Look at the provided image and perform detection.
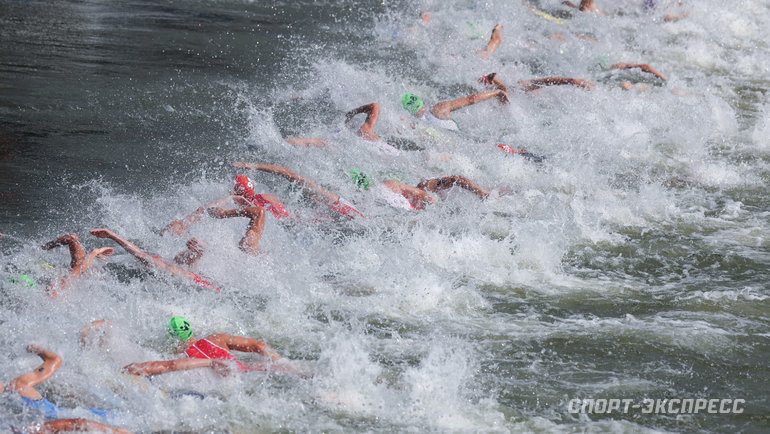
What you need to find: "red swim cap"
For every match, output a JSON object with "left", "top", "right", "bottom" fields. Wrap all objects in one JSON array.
[{"left": 234, "top": 175, "right": 256, "bottom": 197}]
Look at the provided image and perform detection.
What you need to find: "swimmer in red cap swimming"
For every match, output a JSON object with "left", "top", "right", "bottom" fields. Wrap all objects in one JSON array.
[
  {"left": 88, "top": 228, "right": 225, "bottom": 292},
  {"left": 41, "top": 233, "right": 115, "bottom": 297},
  {"left": 231, "top": 162, "right": 364, "bottom": 219}
]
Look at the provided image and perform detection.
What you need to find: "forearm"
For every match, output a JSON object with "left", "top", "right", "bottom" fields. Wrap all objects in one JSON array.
[{"left": 122, "top": 358, "right": 213, "bottom": 376}]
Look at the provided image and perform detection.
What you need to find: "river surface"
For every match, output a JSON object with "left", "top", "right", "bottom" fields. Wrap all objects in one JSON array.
[{"left": 1, "top": 0, "right": 768, "bottom": 432}]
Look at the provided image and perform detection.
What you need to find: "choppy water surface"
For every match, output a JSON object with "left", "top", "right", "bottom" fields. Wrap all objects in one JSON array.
[{"left": 1, "top": 0, "right": 768, "bottom": 432}]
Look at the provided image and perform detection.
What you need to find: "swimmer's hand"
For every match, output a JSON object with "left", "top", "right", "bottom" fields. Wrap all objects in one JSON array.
[
  {"left": 161, "top": 219, "right": 189, "bottom": 237},
  {"left": 27, "top": 344, "right": 44, "bottom": 355},
  {"left": 92, "top": 247, "right": 115, "bottom": 262},
  {"left": 210, "top": 360, "right": 232, "bottom": 377}
]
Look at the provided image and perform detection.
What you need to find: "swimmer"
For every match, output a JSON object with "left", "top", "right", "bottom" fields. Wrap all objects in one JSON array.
[
  {"left": 401, "top": 81, "right": 509, "bottom": 131},
  {"left": 563, "top": 0, "right": 603, "bottom": 15},
  {"left": 477, "top": 24, "right": 503, "bottom": 59},
  {"left": 89, "top": 228, "right": 224, "bottom": 292},
  {"left": 351, "top": 170, "right": 494, "bottom": 210},
  {"left": 0, "top": 345, "right": 129, "bottom": 432},
  {"left": 41, "top": 233, "right": 114, "bottom": 297},
  {"left": 162, "top": 178, "right": 291, "bottom": 240},
  {"left": 232, "top": 162, "right": 364, "bottom": 219},
  {"left": 162, "top": 316, "right": 301, "bottom": 375}
]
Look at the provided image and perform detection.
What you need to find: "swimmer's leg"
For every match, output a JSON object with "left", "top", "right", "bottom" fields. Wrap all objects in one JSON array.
[{"left": 42, "top": 233, "right": 86, "bottom": 269}]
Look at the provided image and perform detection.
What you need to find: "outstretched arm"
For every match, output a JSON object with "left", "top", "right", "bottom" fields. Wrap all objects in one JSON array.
[
  {"left": 161, "top": 196, "right": 247, "bottom": 236},
  {"left": 610, "top": 63, "right": 667, "bottom": 80},
  {"left": 89, "top": 228, "right": 155, "bottom": 268},
  {"left": 431, "top": 88, "right": 508, "bottom": 119},
  {"left": 345, "top": 103, "right": 381, "bottom": 142},
  {"left": 32, "top": 418, "right": 133, "bottom": 434},
  {"left": 46, "top": 247, "right": 114, "bottom": 297},
  {"left": 122, "top": 358, "right": 229, "bottom": 377},
  {"left": 284, "top": 137, "right": 330, "bottom": 148},
  {"left": 10, "top": 345, "right": 63, "bottom": 400},
  {"left": 477, "top": 24, "right": 503, "bottom": 59},
  {"left": 217, "top": 334, "right": 281, "bottom": 362},
  {"left": 231, "top": 162, "right": 340, "bottom": 205},
  {"left": 417, "top": 176, "right": 490, "bottom": 199},
  {"left": 207, "top": 206, "right": 266, "bottom": 255},
  {"left": 42, "top": 233, "right": 86, "bottom": 269},
  {"left": 518, "top": 77, "right": 595, "bottom": 92}
]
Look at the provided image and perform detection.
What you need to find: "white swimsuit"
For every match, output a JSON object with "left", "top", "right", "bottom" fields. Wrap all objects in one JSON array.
[
  {"left": 372, "top": 185, "right": 415, "bottom": 210},
  {"left": 419, "top": 111, "right": 459, "bottom": 131}
]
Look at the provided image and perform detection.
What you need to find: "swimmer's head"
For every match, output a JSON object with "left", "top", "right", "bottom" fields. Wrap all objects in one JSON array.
[
  {"left": 234, "top": 175, "right": 255, "bottom": 197},
  {"left": 168, "top": 316, "right": 193, "bottom": 341},
  {"left": 350, "top": 170, "right": 371, "bottom": 190},
  {"left": 402, "top": 94, "right": 424, "bottom": 115}
]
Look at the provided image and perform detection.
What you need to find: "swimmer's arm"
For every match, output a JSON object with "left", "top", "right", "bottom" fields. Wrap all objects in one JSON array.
[
  {"left": 610, "top": 63, "right": 667, "bottom": 80},
  {"left": 10, "top": 345, "right": 63, "bottom": 395},
  {"left": 345, "top": 103, "right": 381, "bottom": 142},
  {"left": 518, "top": 77, "right": 595, "bottom": 92},
  {"left": 161, "top": 196, "right": 244, "bottom": 236},
  {"left": 284, "top": 137, "right": 330, "bottom": 148},
  {"left": 418, "top": 176, "right": 490, "bottom": 199},
  {"left": 223, "top": 335, "right": 281, "bottom": 362},
  {"left": 121, "top": 358, "right": 219, "bottom": 377},
  {"left": 34, "top": 418, "right": 134, "bottom": 434}
]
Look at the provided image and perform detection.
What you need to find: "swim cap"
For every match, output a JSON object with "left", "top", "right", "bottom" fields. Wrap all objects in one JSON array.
[
  {"left": 234, "top": 175, "right": 255, "bottom": 197},
  {"left": 402, "top": 94, "right": 424, "bottom": 115},
  {"left": 168, "top": 316, "right": 193, "bottom": 341},
  {"left": 350, "top": 170, "right": 371, "bottom": 190}
]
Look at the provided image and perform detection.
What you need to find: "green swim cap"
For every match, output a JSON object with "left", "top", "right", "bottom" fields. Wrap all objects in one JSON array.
[
  {"left": 402, "top": 94, "right": 424, "bottom": 115},
  {"left": 168, "top": 316, "right": 193, "bottom": 341},
  {"left": 350, "top": 170, "right": 371, "bottom": 190},
  {"left": 9, "top": 274, "right": 35, "bottom": 288}
]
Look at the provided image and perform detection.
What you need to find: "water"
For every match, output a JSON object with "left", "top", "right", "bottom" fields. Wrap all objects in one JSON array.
[{"left": 1, "top": 0, "right": 768, "bottom": 432}]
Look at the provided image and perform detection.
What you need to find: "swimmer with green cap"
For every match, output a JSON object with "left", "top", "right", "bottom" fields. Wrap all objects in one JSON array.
[{"left": 401, "top": 76, "right": 509, "bottom": 131}]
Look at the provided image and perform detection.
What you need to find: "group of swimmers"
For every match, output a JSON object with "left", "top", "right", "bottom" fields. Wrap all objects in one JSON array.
[{"left": 1, "top": 2, "right": 690, "bottom": 431}]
